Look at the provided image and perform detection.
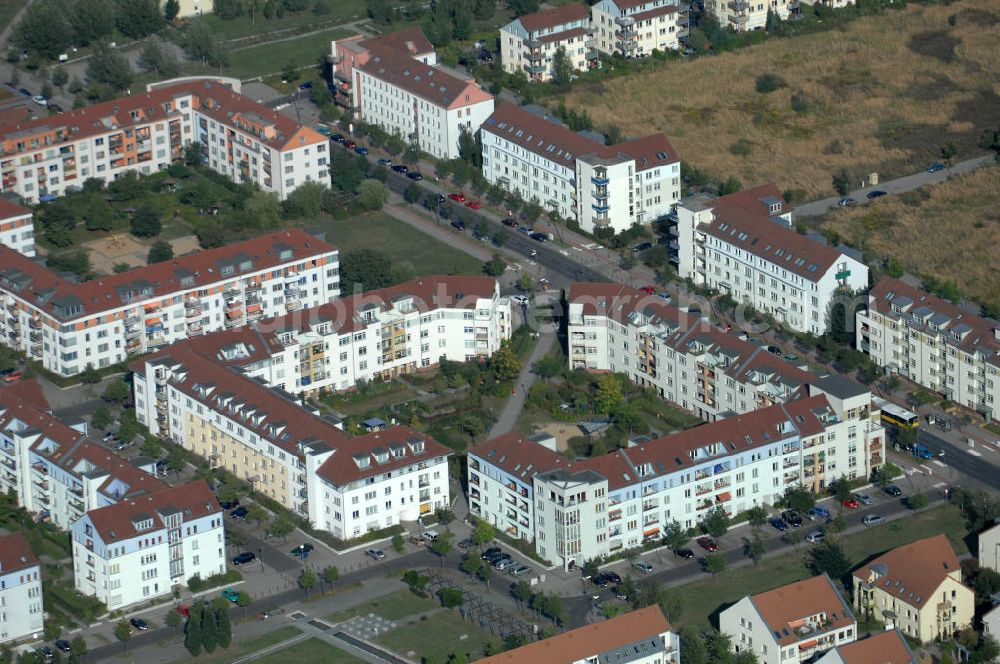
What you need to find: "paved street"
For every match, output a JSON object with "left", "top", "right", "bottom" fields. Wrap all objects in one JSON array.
[{"left": 492, "top": 332, "right": 557, "bottom": 435}]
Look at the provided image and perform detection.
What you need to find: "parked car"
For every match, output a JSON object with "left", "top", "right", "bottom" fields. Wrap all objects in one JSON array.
[
  {"left": 517, "top": 225, "right": 533, "bottom": 235},
  {"left": 529, "top": 232, "right": 547, "bottom": 242},
  {"left": 639, "top": 286, "right": 657, "bottom": 294},
  {"left": 862, "top": 514, "right": 885, "bottom": 527},
  {"left": 3, "top": 371, "right": 23, "bottom": 383},
  {"left": 331, "top": 133, "right": 346, "bottom": 143},
  {"left": 406, "top": 171, "right": 423, "bottom": 180},
  {"left": 867, "top": 190, "right": 888, "bottom": 200},
  {"left": 344, "top": 140, "right": 356, "bottom": 150},
  {"left": 510, "top": 295, "right": 529, "bottom": 305},
  {"left": 221, "top": 588, "right": 241, "bottom": 603},
  {"left": 836, "top": 197, "right": 857, "bottom": 207},
  {"left": 509, "top": 564, "right": 531, "bottom": 576},
  {"left": 501, "top": 217, "right": 518, "bottom": 227},
  {"left": 927, "top": 162, "right": 946, "bottom": 173},
  {"left": 230, "top": 506, "right": 248, "bottom": 519},
  {"left": 770, "top": 516, "right": 789, "bottom": 532},
  {"left": 297, "top": 81, "right": 313, "bottom": 90},
  {"left": 781, "top": 510, "right": 803, "bottom": 527},
  {"left": 366, "top": 548, "right": 385, "bottom": 560},
  {"left": 218, "top": 498, "right": 239, "bottom": 510},
  {"left": 316, "top": 126, "right": 332, "bottom": 136},
  {"left": 481, "top": 547, "right": 502, "bottom": 561},
  {"left": 291, "top": 544, "right": 310, "bottom": 558},
  {"left": 807, "top": 505, "right": 830, "bottom": 520},
  {"left": 451, "top": 219, "right": 466, "bottom": 231},
  {"left": 130, "top": 618, "right": 149, "bottom": 631},
  {"left": 377, "top": 158, "right": 392, "bottom": 167},
  {"left": 354, "top": 146, "right": 369, "bottom": 155},
  {"left": 853, "top": 492, "right": 874, "bottom": 506},
  {"left": 448, "top": 192, "right": 467, "bottom": 203},
  {"left": 47, "top": 103, "right": 62, "bottom": 114},
  {"left": 36, "top": 647, "right": 54, "bottom": 661},
  {"left": 409, "top": 536, "right": 426, "bottom": 547},
  {"left": 457, "top": 537, "right": 475, "bottom": 549},
  {"left": 31, "top": 95, "right": 47, "bottom": 106},
  {"left": 657, "top": 292, "right": 672, "bottom": 302},
  {"left": 477, "top": 51, "right": 493, "bottom": 63},
  {"left": 494, "top": 555, "right": 514, "bottom": 570},
  {"left": 232, "top": 551, "right": 256, "bottom": 565},
  {"left": 633, "top": 242, "right": 653, "bottom": 253},
  {"left": 696, "top": 536, "right": 718, "bottom": 552},
  {"left": 841, "top": 498, "right": 860, "bottom": 509},
  {"left": 805, "top": 530, "right": 825, "bottom": 543},
  {"left": 465, "top": 199, "right": 483, "bottom": 210},
  {"left": 674, "top": 548, "right": 695, "bottom": 559},
  {"left": 422, "top": 530, "right": 440, "bottom": 542},
  {"left": 54, "top": 640, "right": 71, "bottom": 653},
  {"left": 883, "top": 485, "right": 903, "bottom": 497},
  {"left": 631, "top": 560, "right": 653, "bottom": 574},
  {"left": 391, "top": 164, "right": 409, "bottom": 173}
]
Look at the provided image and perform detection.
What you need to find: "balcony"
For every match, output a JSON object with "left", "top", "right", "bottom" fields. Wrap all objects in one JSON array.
[{"left": 591, "top": 175, "right": 609, "bottom": 186}]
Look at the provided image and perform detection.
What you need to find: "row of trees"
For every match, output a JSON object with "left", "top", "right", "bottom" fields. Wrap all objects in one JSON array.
[
  {"left": 214, "top": 0, "right": 324, "bottom": 21},
  {"left": 183, "top": 600, "right": 233, "bottom": 656},
  {"left": 14, "top": 0, "right": 164, "bottom": 60}
]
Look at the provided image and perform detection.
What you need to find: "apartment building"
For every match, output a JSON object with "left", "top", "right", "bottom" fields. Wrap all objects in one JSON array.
[
  {"left": 798, "top": 0, "right": 855, "bottom": 9},
  {"left": 164, "top": 0, "right": 209, "bottom": 17},
  {"left": 330, "top": 28, "right": 437, "bottom": 111},
  {"left": 721, "top": 574, "right": 857, "bottom": 664},
  {"left": 481, "top": 103, "right": 680, "bottom": 233},
  {"left": 591, "top": 0, "right": 689, "bottom": 57},
  {"left": 70, "top": 480, "right": 225, "bottom": 611},
  {"left": 674, "top": 184, "right": 869, "bottom": 335},
  {"left": 469, "top": 392, "right": 884, "bottom": 567},
  {"left": 852, "top": 534, "right": 974, "bottom": 643},
  {"left": 0, "top": 80, "right": 328, "bottom": 203},
  {"left": 815, "top": 631, "right": 916, "bottom": 664},
  {"left": 704, "top": 0, "right": 792, "bottom": 32},
  {"left": 0, "top": 197, "right": 33, "bottom": 256},
  {"left": 0, "top": 380, "right": 168, "bottom": 529},
  {"left": 478, "top": 605, "right": 679, "bottom": 664},
  {"left": 0, "top": 533, "right": 43, "bottom": 645},
  {"left": 348, "top": 45, "right": 494, "bottom": 160},
  {"left": 132, "top": 346, "right": 452, "bottom": 535},
  {"left": 0, "top": 229, "right": 339, "bottom": 377},
  {"left": 500, "top": 5, "right": 600, "bottom": 83},
  {"left": 568, "top": 282, "right": 815, "bottom": 421},
  {"left": 166, "top": 275, "right": 511, "bottom": 396},
  {"left": 979, "top": 519, "right": 1000, "bottom": 572},
  {"left": 856, "top": 277, "right": 1000, "bottom": 422}
]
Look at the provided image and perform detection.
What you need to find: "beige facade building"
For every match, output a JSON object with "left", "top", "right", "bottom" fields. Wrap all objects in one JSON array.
[
  {"left": 704, "top": 0, "right": 792, "bottom": 32},
  {"left": 500, "top": 5, "right": 600, "bottom": 83},
  {"left": 591, "top": 0, "right": 689, "bottom": 57}
]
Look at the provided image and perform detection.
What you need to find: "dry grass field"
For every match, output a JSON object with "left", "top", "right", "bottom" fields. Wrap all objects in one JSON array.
[
  {"left": 816, "top": 167, "right": 1000, "bottom": 311},
  {"left": 561, "top": 1, "right": 1000, "bottom": 197}
]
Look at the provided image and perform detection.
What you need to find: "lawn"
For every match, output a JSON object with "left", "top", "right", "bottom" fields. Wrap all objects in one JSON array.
[
  {"left": 376, "top": 609, "right": 497, "bottom": 663},
  {"left": 673, "top": 503, "right": 969, "bottom": 631},
  {"left": 170, "top": 626, "right": 302, "bottom": 664},
  {"left": 560, "top": 0, "right": 1000, "bottom": 198},
  {"left": 812, "top": 167, "right": 1000, "bottom": 314},
  {"left": 255, "top": 638, "right": 366, "bottom": 664},
  {"left": 196, "top": 4, "right": 367, "bottom": 42},
  {"left": 325, "top": 588, "right": 438, "bottom": 623},
  {"left": 182, "top": 28, "right": 352, "bottom": 80},
  {"left": 308, "top": 211, "right": 485, "bottom": 277},
  {"left": 0, "top": 0, "right": 28, "bottom": 39}
]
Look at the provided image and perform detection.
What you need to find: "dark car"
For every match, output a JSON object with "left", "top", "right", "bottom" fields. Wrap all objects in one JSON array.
[
  {"left": 884, "top": 485, "right": 903, "bottom": 497},
  {"left": 766, "top": 345, "right": 781, "bottom": 355},
  {"left": 36, "top": 647, "right": 53, "bottom": 661},
  {"left": 406, "top": 171, "right": 423, "bottom": 180},
  {"left": 291, "top": 544, "right": 311, "bottom": 558},
  {"left": 231, "top": 551, "right": 256, "bottom": 565},
  {"left": 493, "top": 554, "right": 513, "bottom": 569},
  {"left": 377, "top": 158, "right": 392, "bottom": 167},
  {"left": 55, "top": 640, "right": 71, "bottom": 653},
  {"left": 354, "top": 146, "right": 369, "bottom": 155},
  {"left": 529, "top": 232, "right": 547, "bottom": 242},
  {"left": 781, "top": 510, "right": 803, "bottom": 527},
  {"left": 674, "top": 548, "right": 695, "bottom": 559},
  {"left": 218, "top": 498, "right": 239, "bottom": 510},
  {"left": 633, "top": 242, "right": 653, "bottom": 253},
  {"left": 391, "top": 164, "right": 409, "bottom": 173},
  {"left": 18, "top": 88, "right": 32, "bottom": 98},
  {"left": 298, "top": 81, "right": 313, "bottom": 90},
  {"left": 230, "top": 506, "right": 248, "bottom": 519},
  {"left": 47, "top": 103, "right": 63, "bottom": 114},
  {"left": 593, "top": 572, "right": 616, "bottom": 587},
  {"left": 331, "top": 133, "right": 346, "bottom": 143},
  {"left": 770, "top": 517, "right": 789, "bottom": 532},
  {"left": 867, "top": 190, "right": 888, "bottom": 200},
  {"left": 481, "top": 547, "right": 502, "bottom": 562},
  {"left": 602, "top": 571, "right": 621, "bottom": 584},
  {"left": 696, "top": 536, "right": 718, "bottom": 552},
  {"left": 502, "top": 217, "right": 518, "bottom": 227},
  {"left": 451, "top": 219, "right": 467, "bottom": 231},
  {"left": 927, "top": 162, "right": 946, "bottom": 173},
  {"left": 130, "top": 618, "right": 149, "bottom": 631},
  {"left": 518, "top": 225, "right": 533, "bottom": 235},
  {"left": 478, "top": 51, "right": 493, "bottom": 62}
]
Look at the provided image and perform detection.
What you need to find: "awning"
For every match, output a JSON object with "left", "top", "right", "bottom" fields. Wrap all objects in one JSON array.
[
  {"left": 143, "top": 303, "right": 160, "bottom": 312},
  {"left": 145, "top": 317, "right": 161, "bottom": 325},
  {"left": 799, "top": 640, "right": 818, "bottom": 650},
  {"left": 643, "top": 527, "right": 660, "bottom": 537},
  {"left": 225, "top": 310, "right": 241, "bottom": 319},
  {"left": 246, "top": 303, "right": 262, "bottom": 313},
  {"left": 716, "top": 491, "right": 732, "bottom": 502}
]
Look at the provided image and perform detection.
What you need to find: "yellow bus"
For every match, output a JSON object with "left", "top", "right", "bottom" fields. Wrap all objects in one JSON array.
[{"left": 880, "top": 402, "right": 920, "bottom": 430}]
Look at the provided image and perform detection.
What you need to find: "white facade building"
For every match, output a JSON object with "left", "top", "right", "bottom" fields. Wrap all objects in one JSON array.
[
  {"left": 856, "top": 277, "right": 1000, "bottom": 423},
  {"left": 145, "top": 275, "right": 511, "bottom": 396},
  {"left": 71, "top": 480, "right": 225, "bottom": 611},
  {"left": 481, "top": 103, "right": 680, "bottom": 233},
  {"left": 0, "top": 533, "right": 43, "bottom": 645},
  {"left": 352, "top": 48, "right": 495, "bottom": 160},
  {"left": 814, "top": 631, "right": 916, "bottom": 664},
  {"left": 0, "top": 198, "right": 34, "bottom": 257},
  {"left": 500, "top": 4, "right": 600, "bottom": 83},
  {"left": 0, "top": 380, "right": 169, "bottom": 529},
  {"left": 674, "top": 184, "right": 869, "bottom": 335},
  {"left": 720, "top": 574, "right": 857, "bottom": 664},
  {"left": 0, "top": 80, "right": 328, "bottom": 203},
  {"left": 704, "top": 0, "right": 792, "bottom": 32},
  {"left": 591, "top": 0, "right": 689, "bottom": 57},
  {"left": 469, "top": 390, "right": 884, "bottom": 567},
  {"left": 0, "top": 229, "right": 339, "bottom": 377}
]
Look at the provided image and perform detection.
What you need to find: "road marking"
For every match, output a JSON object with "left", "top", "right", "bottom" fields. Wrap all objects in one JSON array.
[
  {"left": 919, "top": 464, "right": 933, "bottom": 474},
  {"left": 572, "top": 246, "right": 582, "bottom": 251},
  {"left": 967, "top": 449, "right": 983, "bottom": 457},
  {"left": 932, "top": 459, "right": 946, "bottom": 467},
  {"left": 933, "top": 482, "right": 947, "bottom": 488}
]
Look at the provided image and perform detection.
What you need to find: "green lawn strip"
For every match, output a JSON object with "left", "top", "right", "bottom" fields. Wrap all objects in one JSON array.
[
  {"left": 984, "top": 423, "right": 1000, "bottom": 437},
  {"left": 325, "top": 588, "right": 437, "bottom": 623},
  {"left": 170, "top": 625, "right": 302, "bottom": 664},
  {"left": 197, "top": 4, "right": 365, "bottom": 42},
  {"left": 673, "top": 504, "right": 968, "bottom": 631},
  {"left": 306, "top": 212, "right": 484, "bottom": 277},
  {"left": 255, "top": 637, "right": 367, "bottom": 664},
  {"left": 0, "top": 0, "right": 28, "bottom": 37},
  {"left": 182, "top": 28, "right": 352, "bottom": 80},
  {"left": 375, "top": 609, "right": 496, "bottom": 663}
]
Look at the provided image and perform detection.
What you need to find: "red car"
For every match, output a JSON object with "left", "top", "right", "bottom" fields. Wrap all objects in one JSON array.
[
  {"left": 842, "top": 498, "right": 860, "bottom": 509},
  {"left": 175, "top": 604, "right": 191, "bottom": 617},
  {"left": 2, "top": 371, "right": 22, "bottom": 383},
  {"left": 639, "top": 286, "right": 656, "bottom": 294},
  {"left": 696, "top": 536, "right": 718, "bottom": 552},
  {"left": 465, "top": 199, "right": 483, "bottom": 210},
  {"left": 344, "top": 141, "right": 356, "bottom": 150},
  {"left": 448, "top": 193, "right": 467, "bottom": 203}
]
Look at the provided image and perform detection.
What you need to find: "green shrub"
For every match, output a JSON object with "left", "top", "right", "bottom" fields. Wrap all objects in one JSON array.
[{"left": 755, "top": 73, "right": 787, "bottom": 93}]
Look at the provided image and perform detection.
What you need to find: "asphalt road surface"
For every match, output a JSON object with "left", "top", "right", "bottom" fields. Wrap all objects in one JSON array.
[{"left": 915, "top": 428, "right": 999, "bottom": 491}]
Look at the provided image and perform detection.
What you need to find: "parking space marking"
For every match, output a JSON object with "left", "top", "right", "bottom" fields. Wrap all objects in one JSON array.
[
  {"left": 932, "top": 459, "right": 947, "bottom": 467},
  {"left": 967, "top": 449, "right": 983, "bottom": 457}
]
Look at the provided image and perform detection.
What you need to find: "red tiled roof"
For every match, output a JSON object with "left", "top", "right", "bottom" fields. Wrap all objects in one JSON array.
[
  {"left": 852, "top": 534, "right": 966, "bottom": 609},
  {"left": 834, "top": 631, "right": 915, "bottom": 664},
  {"left": 361, "top": 27, "right": 435, "bottom": 57},
  {"left": 0, "top": 532, "right": 39, "bottom": 574},
  {"left": 359, "top": 48, "right": 490, "bottom": 109},
  {"left": 597, "top": 133, "right": 678, "bottom": 171},
  {"left": 613, "top": 0, "right": 664, "bottom": 11},
  {"left": 315, "top": 425, "right": 451, "bottom": 487},
  {"left": 478, "top": 605, "right": 671, "bottom": 664},
  {"left": 85, "top": 480, "right": 219, "bottom": 544},
  {"left": 469, "top": 432, "right": 570, "bottom": 480},
  {"left": 0, "top": 229, "right": 336, "bottom": 321},
  {"left": 632, "top": 3, "right": 680, "bottom": 21},
  {"left": 516, "top": 4, "right": 591, "bottom": 33},
  {"left": 538, "top": 26, "right": 589, "bottom": 44},
  {"left": 750, "top": 574, "right": 855, "bottom": 647},
  {"left": 0, "top": 196, "right": 31, "bottom": 220}
]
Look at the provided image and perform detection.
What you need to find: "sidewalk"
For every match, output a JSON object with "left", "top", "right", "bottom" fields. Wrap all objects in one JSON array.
[{"left": 492, "top": 332, "right": 556, "bottom": 436}]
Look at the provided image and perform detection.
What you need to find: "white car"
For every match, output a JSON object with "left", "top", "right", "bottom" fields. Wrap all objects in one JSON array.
[
  {"left": 510, "top": 295, "right": 529, "bottom": 306},
  {"left": 32, "top": 95, "right": 47, "bottom": 106},
  {"left": 421, "top": 530, "right": 439, "bottom": 542}
]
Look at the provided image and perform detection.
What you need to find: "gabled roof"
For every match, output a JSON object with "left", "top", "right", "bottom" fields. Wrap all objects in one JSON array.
[
  {"left": 748, "top": 574, "right": 855, "bottom": 647},
  {"left": 0, "top": 229, "right": 335, "bottom": 320},
  {"left": 360, "top": 27, "right": 435, "bottom": 57},
  {"left": 0, "top": 196, "right": 31, "bottom": 220},
  {"left": 829, "top": 631, "right": 916, "bottom": 664},
  {"left": 478, "top": 605, "right": 671, "bottom": 664},
  {"left": 0, "top": 532, "right": 39, "bottom": 574},
  {"left": 468, "top": 432, "right": 570, "bottom": 481},
  {"left": 515, "top": 4, "right": 591, "bottom": 33},
  {"left": 315, "top": 425, "right": 451, "bottom": 488},
  {"left": 85, "top": 480, "right": 219, "bottom": 544},
  {"left": 359, "top": 48, "right": 490, "bottom": 109},
  {"left": 853, "top": 534, "right": 966, "bottom": 609}
]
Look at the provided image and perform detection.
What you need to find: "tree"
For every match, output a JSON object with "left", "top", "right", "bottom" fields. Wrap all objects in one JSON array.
[
  {"left": 115, "top": 0, "right": 165, "bottom": 38},
  {"left": 744, "top": 532, "right": 765, "bottom": 565},
  {"left": 704, "top": 553, "right": 727, "bottom": 576},
  {"left": 164, "top": 0, "right": 181, "bottom": 20},
  {"left": 246, "top": 191, "right": 282, "bottom": 228},
  {"left": 165, "top": 608, "right": 182, "bottom": 631},
  {"left": 184, "top": 603, "right": 203, "bottom": 655},
  {"left": 147, "top": 240, "right": 174, "bottom": 264},
  {"left": 457, "top": 128, "right": 482, "bottom": 169},
  {"left": 747, "top": 506, "right": 768, "bottom": 531},
  {"left": 522, "top": 198, "right": 543, "bottom": 224},
  {"left": 403, "top": 182, "right": 422, "bottom": 204},
  {"left": 392, "top": 532, "right": 405, "bottom": 554},
  {"left": 832, "top": 169, "right": 852, "bottom": 197},
  {"left": 907, "top": 494, "right": 927, "bottom": 510},
  {"left": 636, "top": 583, "right": 683, "bottom": 623},
  {"left": 357, "top": 179, "right": 390, "bottom": 211},
  {"left": 299, "top": 567, "right": 318, "bottom": 599},
  {"left": 663, "top": 520, "right": 690, "bottom": 552},
  {"left": 283, "top": 181, "right": 325, "bottom": 218},
  {"left": 508, "top": 0, "right": 540, "bottom": 16},
  {"left": 91, "top": 404, "right": 113, "bottom": 431},
  {"left": 593, "top": 373, "right": 623, "bottom": 415},
  {"left": 167, "top": 447, "right": 187, "bottom": 474},
  {"left": 102, "top": 379, "right": 128, "bottom": 404},
  {"left": 182, "top": 20, "right": 229, "bottom": 67},
  {"left": 130, "top": 205, "right": 162, "bottom": 238},
  {"left": 215, "top": 606, "right": 232, "bottom": 649},
  {"left": 807, "top": 540, "right": 852, "bottom": 583},
  {"left": 330, "top": 149, "right": 367, "bottom": 192},
  {"left": 322, "top": 565, "right": 339, "bottom": 592},
  {"left": 474, "top": 519, "right": 495, "bottom": 547},
  {"left": 340, "top": 249, "right": 394, "bottom": 293},
  {"left": 246, "top": 504, "right": 268, "bottom": 525},
  {"left": 701, "top": 507, "right": 730, "bottom": 538},
  {"left": 141, "top": 437, "right": 162, "bottom": 458},
  {"left": 40, "top": 199, "right": 77, "bottom": 247},
  {"left": 200, "top": 601, "right": 218, "bottom": 653},
  {"left": 940, "top": 142, "right": 958, "bottom": 166},
  {"left": 781, "top": 486, "right": 815, "bottom": 513},
  {"left": 581, "top": 559, "right": 600, "bottom": 580},
  {"left": 138, "top": 36, "right": 180, "bottom": 77},
  {"left": 88, "top": 42, "right": 133, "bottom": 91},
  {"left": 268, "top": 518, "right": 295, "bottom": 540},
  {"left": 69, "top": 637, "right": 87, "bottom": 663},
  {"left": 13, "top": 0, "right": 74, "bottom": 60},
  {"left": 113, "top": 619, "right": 132, "bottom": 651},
  {"left": 490, "top": 344, "right": 521, "bottom": 383},
  {"left": 52, "top": 67, "right": 69, "bottom": 88},
  {"left": 719, "top": 176, "right": 743, "bottom": 196},
  {"left": 517, "top": 273, "right": 535, "bottom": 292},
  {"left": 437, "top": 587, "right": 464, "bottom": 609},
  {"left": 551, "top": 46, "right": 574, "bottom": 89},
  {"left": 830, "top": 477, "right": 852, "bottom": 502},
  {"left": 236, "top": 591, "right": 253, "bottom": 618}
]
